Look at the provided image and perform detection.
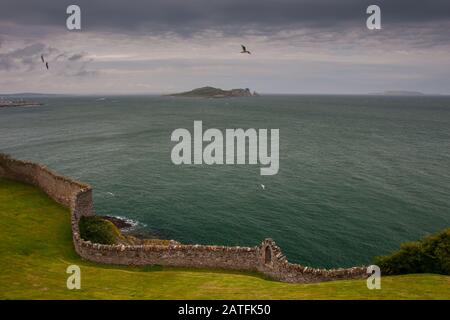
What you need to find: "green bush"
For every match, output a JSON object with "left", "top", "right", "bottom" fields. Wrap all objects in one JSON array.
[
  {"left": 374, "top": 228, "right": 450, "bottom": 275},
  {"left": 79, "top": 216, "right": 121, "bottom": 245}
]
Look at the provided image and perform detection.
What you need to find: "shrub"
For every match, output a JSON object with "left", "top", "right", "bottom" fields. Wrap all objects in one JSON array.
[
  {"left": 374, "top": 228, "right": 450, "bottom": 275},
  {"left": 79, "top": 216, "right": 121, "bottom": 245}
]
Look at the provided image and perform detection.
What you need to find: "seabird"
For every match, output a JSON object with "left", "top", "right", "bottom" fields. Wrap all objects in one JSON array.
[
  {"left": 41, "top": 54, "right": 45, "bottom": 63},
  {"left": 260, "top": 184, "right": 265, "bottom": 190},
  {"left": 241, "top": 45, "right": 251, "bottom": 54},
  {"left": 45, "top": 62, "right": 49, "bottom": 70}
]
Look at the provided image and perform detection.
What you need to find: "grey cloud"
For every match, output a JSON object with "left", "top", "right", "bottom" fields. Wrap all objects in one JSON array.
[
  {"left": 68, "top": 53, "right": 85, "bottom": 61},
  {"left": 69, "top": 58, "right": 98, "bottom": 77},
  {"left": 0, "top": 43, "right": 46, "bottom": 70},
  {"left": 0, "top": 42, "right": 95, "bottom": 77},
  {"left": 0, "top": 0, "right": 448, "bottom": 51},
  {"left": 72, "top": 69, "right": 98, "bottom": 77},
  {"left": 0, "top": 1, "right": 449, "bottom": 94},
  {"left": 1, "top": 0, "right": 449, "bottom": 36}
]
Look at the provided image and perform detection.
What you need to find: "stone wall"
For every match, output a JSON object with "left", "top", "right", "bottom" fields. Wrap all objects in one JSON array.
[
  {"left": 0, "top": 153, "right": 367, "bottom": 283},
  {"left": 0, "top": 154, "right": 93, "bottom": 211}
]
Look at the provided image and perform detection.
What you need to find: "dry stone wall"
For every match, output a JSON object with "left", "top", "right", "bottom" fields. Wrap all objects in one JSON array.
[{"left": 0, "top": 153, "right": 367, "bottom": 283}]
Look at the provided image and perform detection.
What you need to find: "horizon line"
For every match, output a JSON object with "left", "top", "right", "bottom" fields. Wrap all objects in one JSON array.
[{"left": 2, "top": 91, "right": 449, "bottom": 97}]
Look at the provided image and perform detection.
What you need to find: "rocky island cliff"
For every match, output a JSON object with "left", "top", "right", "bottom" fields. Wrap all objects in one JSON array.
[{"left": 167, "top": 86, "right": 259, "bottom": 98}]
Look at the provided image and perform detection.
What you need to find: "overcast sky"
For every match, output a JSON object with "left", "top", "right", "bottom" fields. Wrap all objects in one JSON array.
[{"left": 0, "top": 0, "right": 449, "bottom": 94}]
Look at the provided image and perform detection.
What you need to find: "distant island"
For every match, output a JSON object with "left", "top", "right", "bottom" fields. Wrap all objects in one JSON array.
[{"left": 167, "top": 86, "right": 259, "bottom": 98}]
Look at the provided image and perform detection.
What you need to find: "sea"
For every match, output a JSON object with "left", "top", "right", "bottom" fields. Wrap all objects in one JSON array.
[{"left": 1, "top": 94, "right": 449, "bottom": 268}]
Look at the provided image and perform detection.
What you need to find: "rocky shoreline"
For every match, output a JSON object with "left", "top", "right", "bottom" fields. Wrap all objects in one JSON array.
[
  {"left": 101, "top": 215, "right": 167, "bottom": 240},
  {"left": 102, "top": 215, "right": 135, "bottom": 229}
]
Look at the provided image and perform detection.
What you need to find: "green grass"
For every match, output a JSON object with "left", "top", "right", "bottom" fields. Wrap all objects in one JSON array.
[{"left": 0, "top": 177, "right": 449, "bottom": 300}]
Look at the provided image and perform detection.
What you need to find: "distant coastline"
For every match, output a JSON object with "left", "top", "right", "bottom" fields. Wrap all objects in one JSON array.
[
  {"left": 0, "top": 99, "right": 43, "bottom": 108},
  {"left": 2, "top": 91, "right": 449, "bottom": 97},
  {"left": 371, "top": 90, "right": 426, "bottom": 96}
]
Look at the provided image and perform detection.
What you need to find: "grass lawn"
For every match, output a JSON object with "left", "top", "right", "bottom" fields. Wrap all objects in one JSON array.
[{"left": 0, "top": 177, "right": 449, "bottom": 300}]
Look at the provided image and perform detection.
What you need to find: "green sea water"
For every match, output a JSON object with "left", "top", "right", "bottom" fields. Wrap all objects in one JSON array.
[{"left": 1, "top": 95, "right": 449, "bottom": 268}]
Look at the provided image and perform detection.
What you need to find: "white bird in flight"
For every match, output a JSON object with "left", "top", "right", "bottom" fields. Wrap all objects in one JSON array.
[
  {"left": 260, "top": 184, "right": 265, "bottom": 190},
  {"left": 241, "top": 45, "right": 251, "bottom": 54}
]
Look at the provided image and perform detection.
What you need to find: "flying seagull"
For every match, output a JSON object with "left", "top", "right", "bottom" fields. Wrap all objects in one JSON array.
[
  {"left": 41, "top": 54, "right": 49, "bottom": 70},
  {"left": 260, "top": 184, "right": 265, "bottom": 190},
  {"left": 241, "top": 45, "right": 251, "bottom": 54}
]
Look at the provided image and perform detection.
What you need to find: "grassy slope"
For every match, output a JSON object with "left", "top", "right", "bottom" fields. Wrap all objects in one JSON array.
[{"left": 0, "top": 178, "right": 449, "bottom": 300}]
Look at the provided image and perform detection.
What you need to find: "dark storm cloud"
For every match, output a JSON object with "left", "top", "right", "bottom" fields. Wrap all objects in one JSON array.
[{"left": 1, "top": 0, "right": 449, "bottom": 36}]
